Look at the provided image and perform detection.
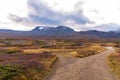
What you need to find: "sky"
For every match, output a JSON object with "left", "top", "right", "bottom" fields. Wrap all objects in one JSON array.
[{"left": 0, "top": 0, "right": 120, "bottom": 31}]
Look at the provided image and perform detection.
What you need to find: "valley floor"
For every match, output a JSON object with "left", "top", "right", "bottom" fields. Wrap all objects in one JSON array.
[{"left": 46, "top": 47, "right": 116, "bottom": 80}]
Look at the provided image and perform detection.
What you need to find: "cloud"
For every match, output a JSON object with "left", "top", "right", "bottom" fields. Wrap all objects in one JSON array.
[
  {"left": 83, "top": 0, "right": 120, "bottom": 25},
  {"left": 93, "top": 23, "right": 120, "bottom": 31},
  {"left": 0, "top": 0, "right": 120, "bottom": 31},
  {"left": 8, "top": 14, "right": 34, "bottom": 27},
  {"left": 8, "top": 14, "right": 23, "bottom": 23},
  {"left": 8, "top": 0, "right": 90, "bottom": 28}
]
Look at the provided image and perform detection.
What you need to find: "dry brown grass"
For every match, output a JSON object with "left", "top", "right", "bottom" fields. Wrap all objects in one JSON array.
[
  {"left": 0, "top": 51, "right": 57, "bottom": 80},
  {"left": 70, "top": 45, "right": 105, "bottom": 58},
  {"left": 108, "top": 52, "right": 120, "bottom": 80},
  {"left": 23, "top": 48, "right": 80, "bottom": 54},
  {"left": 0, "top": 39, "right": 108, "bottom": 79}
]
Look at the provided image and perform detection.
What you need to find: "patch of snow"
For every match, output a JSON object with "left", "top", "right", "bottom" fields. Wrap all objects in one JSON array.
[
  {"left": 63, "top": 27, "right": 67, "bottom": 29},
  {"left": 39, "top": 26, "right": 45, "bottom": 30}
]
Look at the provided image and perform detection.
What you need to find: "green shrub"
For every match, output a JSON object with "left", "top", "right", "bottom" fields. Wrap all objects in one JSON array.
[
  {"left": 0, "top": 64, "right": 24, "bottom": 80},
  {"left": 5, "top": 47, "right": 20, "bottom": 54}
]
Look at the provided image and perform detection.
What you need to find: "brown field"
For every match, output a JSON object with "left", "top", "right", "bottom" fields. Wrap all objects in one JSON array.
[
  {"left": 108, "top": 46, "right": 120, "bottom": 80},
  {"left": 0, "top": 39, "right": 108, "bottom": 80}
]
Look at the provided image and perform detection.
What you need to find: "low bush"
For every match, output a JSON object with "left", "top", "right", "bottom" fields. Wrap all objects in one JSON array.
[
  {"left": 0, "top": 64, "right": 24, "bottom": 80},
  {"left": 5, "top": 47, "right": 21, "bottom": 54},
  {"left": 0, "top": 52, "right": 57, "bottom": 80},
  {"left": 0, "top": 47, "right": 21, "bottom": 54}
]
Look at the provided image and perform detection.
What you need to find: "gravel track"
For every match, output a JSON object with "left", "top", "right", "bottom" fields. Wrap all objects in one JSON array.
[{"left": 47, "top": 47, "right": 116, "bottom": 80}]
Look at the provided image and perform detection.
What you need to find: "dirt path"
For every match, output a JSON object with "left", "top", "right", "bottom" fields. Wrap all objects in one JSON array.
[{"left": 47, "top": 47, "right": 116, "bottom": 80}]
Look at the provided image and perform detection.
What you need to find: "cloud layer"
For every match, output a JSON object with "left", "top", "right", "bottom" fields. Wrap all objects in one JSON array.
[
  {"left": 0, "top": 0, "right": 120, "bottom": 31},
  {"left": 9, "top": 0, "right": 90, "bottom": 28}
]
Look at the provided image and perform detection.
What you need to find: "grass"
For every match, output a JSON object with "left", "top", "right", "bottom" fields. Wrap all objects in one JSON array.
[
  {"left": 70, "top": 45, "right": 105, "bottom": 58},
  {"left": 41, "top": 55, "right": 57, "bottom": 68},
  {"left": 0, "top": 47, "right": 21, "bottom": 54},
  {"left": 5, "top": 47, "right": 20, "bottom": 54},
  {"left": 23, "top": 45, "right": 105, "bottom": 58},
  {"left": 23, "top": 48, "right": 79, "bottom": 54},
  {"left": 108, "top": 52, "right": 120, "bottom": 80},
  {"left": 0, "top": 39, "right": 108, "bottom": 79},
  {"left": 0, "top": 52, "right": 57, "bottom": 80}
]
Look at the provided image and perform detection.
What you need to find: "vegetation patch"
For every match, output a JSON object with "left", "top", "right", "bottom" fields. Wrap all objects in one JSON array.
[
  {"left": 108, "top": 52, "right": 120, "bottom": 80},
  {"left": 0, "top": 47, "right": 21, "bottom": 54},
  {"left": 0, "top": 52, "right": 57, "bottom": 80},
  {"left": 70, "top": 45, "right": 105, "bottom": 58},
  {"left": 0, "top": 39, "right": 109, "bottom": 79},
  {"left": 0, "top": 64, "right": 24, "bottom": 80}
]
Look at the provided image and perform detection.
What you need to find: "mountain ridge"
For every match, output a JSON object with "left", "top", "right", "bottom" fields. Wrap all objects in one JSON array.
[{"left": 0, "top": 25, "right": 119, "bottom": 39}]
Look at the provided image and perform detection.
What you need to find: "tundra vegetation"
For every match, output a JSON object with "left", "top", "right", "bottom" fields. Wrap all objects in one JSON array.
[
  {"left": 108, "top": 41, "right": 120, "bottom": 80},
  {"left": 0, "top": 39, "right": 106, "bottom": 80}
]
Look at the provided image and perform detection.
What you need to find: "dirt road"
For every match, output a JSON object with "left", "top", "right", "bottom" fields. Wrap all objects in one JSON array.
[{"left": 47, "top": 47, "right": 116, "bottom": 80}]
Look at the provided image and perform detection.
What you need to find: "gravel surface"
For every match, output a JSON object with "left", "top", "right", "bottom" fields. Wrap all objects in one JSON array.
[{"left": 47, "top": 47, "right": 116, "bottom": 80}]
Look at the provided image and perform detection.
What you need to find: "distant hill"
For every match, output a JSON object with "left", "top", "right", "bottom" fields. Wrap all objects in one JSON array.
[
  {"left": 31, "top": 26, "right": 74, "bottom": 36},
  {"left": 114, "top": 29, "right": 120, "bottom": 33},
  {"left": 0, "top": 26, "right": 120, "bottom": 39}
]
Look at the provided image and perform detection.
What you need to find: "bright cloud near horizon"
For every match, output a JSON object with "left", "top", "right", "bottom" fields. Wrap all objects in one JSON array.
[{"left": 0, "top": 0, "right": 120, "bottom": 31}]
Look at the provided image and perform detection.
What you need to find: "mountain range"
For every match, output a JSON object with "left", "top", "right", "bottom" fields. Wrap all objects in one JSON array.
[{"left": 0, "top": 26, "right": 120, "bottom": 39}]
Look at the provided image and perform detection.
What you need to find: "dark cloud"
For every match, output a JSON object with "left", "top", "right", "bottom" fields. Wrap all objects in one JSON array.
[
  {"left": 8, "top": 14, "right": 23, "bottom": 23},
  {"left": 28, "top": 0, "right": 62, "bottom": 25},
  {"left": 8, "top": 14, "right": 34, "bottom": 26},
  {"left": 8, "top": 0, "right": 91, "bottom": 27},
  {"left": 67, "top": 14, "right": 90, "bottom": 24}
]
